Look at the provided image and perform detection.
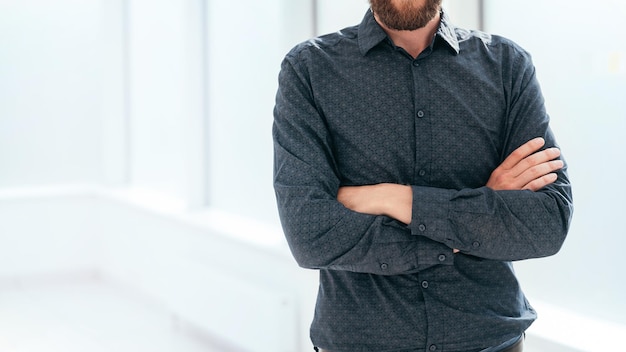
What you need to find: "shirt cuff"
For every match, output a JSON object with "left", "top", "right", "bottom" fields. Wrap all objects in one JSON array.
[{"left": 410, "top": 186, "right": 457, "bottom": 265}]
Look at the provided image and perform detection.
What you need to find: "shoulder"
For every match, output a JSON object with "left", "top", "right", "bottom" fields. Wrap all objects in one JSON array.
[
  {"left": 458, "top": 27, "right": 530, "bottom": 55},
  {"left": 284, "top": 24, "right": 360, "bottom": 63},
  {"left": 454, "top": 27, "right": 533, "bottom": 68}
]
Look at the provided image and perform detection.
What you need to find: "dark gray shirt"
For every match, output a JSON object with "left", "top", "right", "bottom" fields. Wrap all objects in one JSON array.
[{"left": 273, "top": 10, "right": 573, "bottom": 352}]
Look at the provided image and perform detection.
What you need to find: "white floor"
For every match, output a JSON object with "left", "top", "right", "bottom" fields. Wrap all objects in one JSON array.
[
  {"left": 0, "top": 273, "right": 590, "bottom": 352},
  {"left": 0, "top": 274, "right": 243, "bottom": 352}
]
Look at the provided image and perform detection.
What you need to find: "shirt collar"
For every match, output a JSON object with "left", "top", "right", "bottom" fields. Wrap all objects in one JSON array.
[{"left": 358, "top": 8, "right": 460, "bottom": 56}]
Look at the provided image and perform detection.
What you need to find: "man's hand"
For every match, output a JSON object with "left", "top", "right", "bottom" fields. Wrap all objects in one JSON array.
[
  {"left": 487, "top": 137, "right": 564, "bottom": 191},
  {"left": 337, "top": 183, "right": 412, "bottom": 225}
]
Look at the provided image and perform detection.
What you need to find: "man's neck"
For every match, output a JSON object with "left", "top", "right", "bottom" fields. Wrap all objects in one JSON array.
[{"left": 374, "top": 11, "right": 441, "bottom": 59}]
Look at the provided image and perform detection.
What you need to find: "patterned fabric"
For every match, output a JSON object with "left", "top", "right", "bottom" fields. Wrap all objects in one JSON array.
[{"left": 273, "top": 9, "right": 573, "bottom": 352}]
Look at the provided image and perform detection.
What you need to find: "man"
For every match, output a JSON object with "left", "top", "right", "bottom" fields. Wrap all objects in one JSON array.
[{"left": 273, "top": 0, "right": 573, "bottom": 351}]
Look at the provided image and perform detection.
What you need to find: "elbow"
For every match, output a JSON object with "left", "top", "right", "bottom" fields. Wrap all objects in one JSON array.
[
  {"left": 535, "top": 193, "right": 574, "bottom": 258},
  {"left": 289, "top": 244, "right": 318, "bottom": 269},
  {"left": 541, "top": 232, "right": 567, "bottom": 257},
  {"left": 285, "top": 227, "right": 357, "bottom": 270},
  {"left": 285, "top": 237, "right": 333, "bottom": 270},
  {"left": 535, "top": 209, "right": 573, "bottom": 258},
  {"left": 279, "top": 206, "right": 351, "bottom": 270}
]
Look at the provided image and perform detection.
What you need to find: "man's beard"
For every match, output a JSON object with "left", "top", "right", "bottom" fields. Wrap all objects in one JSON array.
[{"left": 369, "top": 0, "right": 442, "bottom": 31}]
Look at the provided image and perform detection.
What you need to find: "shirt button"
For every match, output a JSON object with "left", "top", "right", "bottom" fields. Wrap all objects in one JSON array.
[
  {"left": 413, "top": 61, "right": 420, "bottom": 67},
  {"left": 421, "top": 280, "right": 429, "bottom": 289},
  {"left": 418, "top": 224, "right": 426, "bottom": 232},
  {"left": 438, "top": 254, "right": 447, "bottom": 262},
  {"left": 417, "top": 110, "right": 425, "bottom": 118},
  {"left": 429, "top": 345, "right": 437, "bottom": 351},
  {"left": 473, "top": 241, "right": 481, "bottom": 248},
  {"left": 380, "top": 263, "right": 388, "bottom": 270},
  {"left": 418, "top": 169, "right": 426, "bottom": 177}
]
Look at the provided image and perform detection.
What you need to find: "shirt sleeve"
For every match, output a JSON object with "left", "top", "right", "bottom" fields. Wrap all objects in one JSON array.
[
  {"left": 409, "top": 47, "right": 573, "bottom": 261},
  {"left": 273, "top": 54, "right": 453, "bottom": 275}
]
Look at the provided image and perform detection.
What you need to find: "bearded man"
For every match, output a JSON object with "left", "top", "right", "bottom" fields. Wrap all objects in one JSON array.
[{"left": 273, "top": 1, "right": 573, "bottom": 351}]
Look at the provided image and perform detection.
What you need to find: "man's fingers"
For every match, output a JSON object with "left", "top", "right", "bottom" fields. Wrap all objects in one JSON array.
[
  {"left": 487, "top": 138, "right": 564, "bottom": 191},
  {"left": 499, "top": 137, "right": 546, "bottom": 170},
  {"left": 517, "top": 159, "right": 564, "bottom": 189},
  {"left": 511, "top": 147, "right": 561, "bottom": 177},
  {"left": 488, "top": 158, "right": 563, "bottom": 191},
  {"left": 523, "top": 173, "right": 559, "bottom": 191}
]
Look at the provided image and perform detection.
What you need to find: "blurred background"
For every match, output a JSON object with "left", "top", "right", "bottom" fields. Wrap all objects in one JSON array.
[{"left": 0, "top": 0, "right": 624, "bottom": 351}]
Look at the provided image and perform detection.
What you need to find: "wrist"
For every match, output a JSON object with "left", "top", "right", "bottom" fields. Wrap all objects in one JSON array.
[{"left": 381, "top": 183, "right": 412, "bottom": 224}]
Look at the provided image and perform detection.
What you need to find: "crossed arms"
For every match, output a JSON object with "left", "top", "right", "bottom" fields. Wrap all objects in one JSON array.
[
  {"left": 274, "top": 133, "right": 571, "bottom": 274},
  {"left": 273, "top": 53, "right": 573, "bottom": 275},
  {"left": 338, "top": 137, "right": 563, "bottom": 226}
]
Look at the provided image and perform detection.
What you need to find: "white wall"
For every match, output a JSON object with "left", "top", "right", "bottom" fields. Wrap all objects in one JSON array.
[
  {"left": 0, "top": 0, "right": 103, "bottom": 187},
  {"left": 484, "top": 0, "right": 626, "bottom": 326},
  {"left": 0, "top": 0, "right": 313, "bottom": 221},
  {"left": 315, "top": 0, "right": 369, "bottom": 34},
  {"left": 0, "top": 0, "right": 318, "bottom": 350},
  {"left": 126, "top": 0, "right": 202, "bottom": 202},
  {"left": 205, "top": 0, "right": 312, "bottom": 222}
]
